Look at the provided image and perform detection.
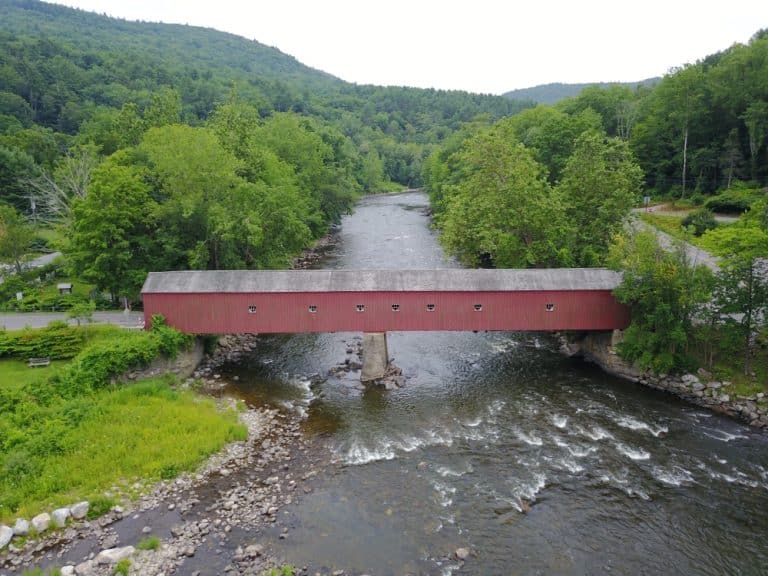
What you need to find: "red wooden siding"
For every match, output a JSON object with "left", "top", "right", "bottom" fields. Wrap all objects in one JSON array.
[{"left": 143, "top": 290, "right": 629, "bottom": 334}]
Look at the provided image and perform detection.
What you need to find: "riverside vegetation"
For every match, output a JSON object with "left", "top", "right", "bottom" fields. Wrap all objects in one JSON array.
[{"left": 0, "top": 318, "right": 246, "bottom": 524}]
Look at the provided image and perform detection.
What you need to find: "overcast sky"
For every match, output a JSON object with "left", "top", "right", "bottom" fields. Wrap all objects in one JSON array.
[{"left": 51, "top": 0, "right": 767, "bottom": 95}]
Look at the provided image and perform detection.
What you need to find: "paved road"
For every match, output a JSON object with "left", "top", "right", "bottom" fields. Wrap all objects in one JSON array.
[
  {"left": 0, "top": 311, "right": 144, "bottom": 330},
  {"left": 0, "top": 251, "right": 64, "bottom": 283},
  {"left": 640, "top": 203, "right": 738, "bottom": 223},
  {"left": 630, "top": 215, "right": 720, "bottom": 271}
]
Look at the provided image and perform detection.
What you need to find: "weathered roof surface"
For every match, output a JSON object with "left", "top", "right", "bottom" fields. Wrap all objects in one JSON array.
[{"left": 142, "top": 269, "right": 622, "bottom": 294}]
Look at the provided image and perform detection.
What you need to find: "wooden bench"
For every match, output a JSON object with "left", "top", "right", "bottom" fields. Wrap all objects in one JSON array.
[{"left": 27, "top": 357, "right": 51, "bottom": 368}]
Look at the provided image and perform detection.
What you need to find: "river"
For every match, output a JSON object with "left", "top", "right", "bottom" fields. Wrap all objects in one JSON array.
[{"left": 220, "top": 191, "right": 768, "bottom": 575}]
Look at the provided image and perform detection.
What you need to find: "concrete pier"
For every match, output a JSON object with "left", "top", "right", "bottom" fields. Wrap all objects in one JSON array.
[{"left": 361, "top": 332, "right": 389, "bottom": 381}]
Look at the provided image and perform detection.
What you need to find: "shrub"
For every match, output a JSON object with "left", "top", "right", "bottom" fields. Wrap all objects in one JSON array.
[
  {"left": 704, "top": 184, "right": 760, "bottom": 214},
  {"left": 0, "top": 322, "right": 85, "bottom": 360},
  {"left": 150, "top": 315, "right": 192, "bottom": 358},
  {"left": 44, "top": 331, "right": 160, "bottom": 398},
  {"left": 681, "top": 209, "right": 718, "bottom": 236},
  {"left": 86, "top": 495, "right": 116, "bottom": 519}
]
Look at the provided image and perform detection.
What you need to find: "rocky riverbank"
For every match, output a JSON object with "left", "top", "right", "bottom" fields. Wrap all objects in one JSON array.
[
  {"left": 0, "top": 332, "right": 338, "bottom": 576},
  {"left": 561, "top": 330, "right": 768, "bottom": 430}
]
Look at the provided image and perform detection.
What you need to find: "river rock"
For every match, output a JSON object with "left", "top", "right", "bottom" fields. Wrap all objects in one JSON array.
[
  {"left": 96, "top": 545, "right": 135, "bottom": 565},
  {"left": 0, "top": 525, "right": 12, "bottom": 549},
  {"left": 691, "top": 382, "right": 706, "bottom": 392},
  {"left": 244, "top": 543, "right": 263, "bottom": 558},
  {"left": 720, "top": 394, "right": 730, "bottom": 402},
  {"left": 52, "top": 507, "right": 71, "bottom": 527},
  {"left": 70, "top": 501, "right": 89, "bottom": 520},
  {"left": 681, "top": 374, "right": 700, "bottom": 384},
  {"left": 31, "top": 512, "right": 51, "bottom": 533},
  {"left": 60, "top": 567, "right": 75, "bottom": 576},
  {"left": 455, "top": 547, "right": 470, "bottom": 560},
  {"left": 12, "top": 518, "right": 29, "bottom": 536}
]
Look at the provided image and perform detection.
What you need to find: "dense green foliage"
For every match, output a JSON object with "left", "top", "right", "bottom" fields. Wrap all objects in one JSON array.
[
  {"left": 0, "top": 203, "right": 34, "bottom": 273},
  {"left": 0, "top": 374, "right": 246, "bottom": 522},
  {"left": 701, "top": 211, "right": 768, "bottom": 375},
  {"left": 0, "top": 320, "right": 224, "bottom": 522},
  {"left": 425, "top": 118, "right": 643, "bottom": 267},
  {"left": 681, "top": 208, "right": 718, "bottom": 236},
  {"left": 608, "top": 231, "right": 713, "bottom": 373},
  {"left": 0, "top": 320, "right": 84, "bottom": 359}
]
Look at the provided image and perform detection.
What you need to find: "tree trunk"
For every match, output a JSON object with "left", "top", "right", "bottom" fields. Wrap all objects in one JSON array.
[
  {"left": 743, "top": 266, "right": 754, "bottom": 376},
  {"left": 681, "top": 126, "right": 689, "bottom": 199}
]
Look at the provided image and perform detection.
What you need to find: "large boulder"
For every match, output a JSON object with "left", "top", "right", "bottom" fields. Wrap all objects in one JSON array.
[
  {"left": 31, "top": 512, "right": 51, "bottom": 533},
  {"left": 12, "top": 518, "right": 29, "bottom": 536},
  {"left": 0, "top": 525, "right": 13, "bottom": 550},
  {"left": 70, "top": 501, "right": 90, "bottom": 520},
  {"left": 52, "top": 507, "right": 71, "bottom": 528},
  {"left": 96, "top": 546, "right": 135, "bottom": 565}
]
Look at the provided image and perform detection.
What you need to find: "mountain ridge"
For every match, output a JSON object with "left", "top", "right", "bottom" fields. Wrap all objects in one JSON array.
[{"left": 503, "top": 78, "right": 660, "bottom": 104}]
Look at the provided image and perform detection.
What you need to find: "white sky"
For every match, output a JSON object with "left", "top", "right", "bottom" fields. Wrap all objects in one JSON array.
[{"left": 51, "top": 0, "right": 767, "bottom": 95}]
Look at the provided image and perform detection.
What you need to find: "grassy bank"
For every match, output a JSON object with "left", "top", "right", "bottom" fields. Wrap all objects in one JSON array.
[
  {"left": 0, "top": 320, "right": 247, "bottom": 524},
  {"left": 638, "top": 212, "right": 735, "bottom": 249},
  {"left": 637, "top": 213, "right": 706, "bottom": 246}
]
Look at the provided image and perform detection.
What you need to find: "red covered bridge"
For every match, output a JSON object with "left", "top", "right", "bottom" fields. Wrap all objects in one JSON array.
[{"left": 141, "top": 269, "right": 629, "bottom": 333}]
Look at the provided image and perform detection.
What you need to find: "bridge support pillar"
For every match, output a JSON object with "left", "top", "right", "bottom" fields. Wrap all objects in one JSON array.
[{"left": 361, "top": 332, "right": 389, "bottom": 382}]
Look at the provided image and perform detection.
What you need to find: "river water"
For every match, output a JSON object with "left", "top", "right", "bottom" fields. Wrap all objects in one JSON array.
[{"left": 222, "top": 192, "right": 768, "bottom": 575}]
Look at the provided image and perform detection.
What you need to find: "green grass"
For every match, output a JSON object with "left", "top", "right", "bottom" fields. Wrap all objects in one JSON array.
[
  {"left": 36, "top": 278, "right": 95, "bottom": 301},
  {"left": 260, "top": 567, "right": 296, "bottom": 576},
  {"left": 21, "top": 569, "right": 62, "bottom": 576},
  {"left": 0, "top": 376, "right": 247, "bottom": 523},
  {"left": 137, "top": 535, "right": 161, "bottom": 550},
  {"left": 114, "top": 559, "right": 131, "bottom": 576},
  {"left": 35, "top": 226, "right": 66, "bottom": 248},
  {"left": 0, "top": 358, "right": 66, "bottom": 391},
  {"left": 638, "top": 213, "right": 720, "bottom": 249}
]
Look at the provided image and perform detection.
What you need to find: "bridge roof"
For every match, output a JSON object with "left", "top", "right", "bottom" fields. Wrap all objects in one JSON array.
[{"left": 142, "top": 269, "right": 622, "bottom": 294}]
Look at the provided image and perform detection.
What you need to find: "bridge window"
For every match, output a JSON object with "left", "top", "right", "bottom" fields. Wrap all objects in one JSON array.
[
  {"left": 356, "top": 304, "right": 366, "bottom": 312},
  {"left": 391, "top": 304, "right": 400, "bottom": 312},
  {"left": 474, "top": 304, "right": 483, "bottom": 312},
  {"left": 546, "top": 303, "right": 555, "bottom": 312},
  {"left": 308, "top": 305, "right": 317, "bottom": 313},
  {"left": 248, "top": 305, "right": 257, "bottom": 314},
  {"left": 426, "top": 303, "right": 436, "bottom": 312}
]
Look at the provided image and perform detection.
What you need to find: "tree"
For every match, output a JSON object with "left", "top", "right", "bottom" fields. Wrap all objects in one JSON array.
[
  {"left": 439, "top": 125, "right": 569, "bottom": 268},
  {"left": 0, "top": 204, "right": 34, "bottom": 274},
  {"left": 703, "top": 226, "right": 768, "bottom": 374},
  {"left": 505, "top": 105, "right": 602, "bottom": 183},
  {"left": 0, "top": 145, "right": 40, "bottom": 211},
  {"left": 144, "top": 88, "right": 182, "bottom": 128},
  {"left": 67, "top": 300, "right": 95, "bottom": 328},
  {"left": 557, "top": 131, "right": 643, "bottom": 266},
  {"left": 68, "top": 157, "right": 156, "bottom": 299},
  {"left": 608, "top": 230, "right": 713, "bottom": 373},
  {"left": 25, "top": 144, "right": 99, "bottom": 226},
  {"left": 741, "top": 101, "right": 768, "bottom": 183},
  {"left": 137, "top": 125, "right": 246, "bottom": 269}
]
